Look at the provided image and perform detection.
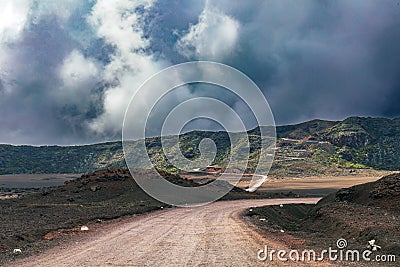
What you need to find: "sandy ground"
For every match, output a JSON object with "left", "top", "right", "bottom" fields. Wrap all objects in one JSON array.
[
  {"left": 255, "top": 173, "right": 390, "bottom": 196},
  {"left": 0, "top": 174, "right": 79, "bottom": 188},
  {"left": 182, "top": 171, "right": 391, "bottom": 196},
  {"left": 12, "top": 198, "right": 325, "bottom": 267}
]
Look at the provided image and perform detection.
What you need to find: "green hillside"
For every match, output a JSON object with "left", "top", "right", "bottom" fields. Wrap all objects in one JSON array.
[{"left": 0, "top": 117, "right": 399, "bottom": 175}]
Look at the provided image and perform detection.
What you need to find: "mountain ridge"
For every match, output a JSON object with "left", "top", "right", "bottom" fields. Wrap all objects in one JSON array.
[{"left": 1, "top": 116, "right": 399, "bottom": 175}]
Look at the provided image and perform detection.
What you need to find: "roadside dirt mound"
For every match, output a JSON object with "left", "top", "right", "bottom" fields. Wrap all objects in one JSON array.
[
  {"left": 370, "top": 173, "right": 400, "bottom": 200},
  {"left": 320, "top": 173, "right": 400, "bottom": 213},
  {"left": 247, "top": 173, "right": 400, "bottom": 257}
]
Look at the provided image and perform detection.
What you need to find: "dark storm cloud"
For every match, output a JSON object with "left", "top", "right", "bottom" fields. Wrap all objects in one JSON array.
[
  {"left": 146, "top": 0, "right": 393, "bottom": 128},
  {"left": 169, "top": 0, "right": 400, "bottom": 124},
  {"left": 0, "top": 14, "right": 104, "bottom": 145},
  {"left": 0, "top": 18, "right": 73, "bottom": 144},
  {"left": 144, "top": 0, "right": 205, "bottom": 62},
  {"left": 0, "top": 0, "right": 399, "bottom": 144}
]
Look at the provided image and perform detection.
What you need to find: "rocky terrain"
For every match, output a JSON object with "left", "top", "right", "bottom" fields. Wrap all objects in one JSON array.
[
  {"left": 1, "top": 117, "right": 400, "bottom": 176},
  {"left": 246, "top": 173, "right": 400, "bottom": 259},
  {"left": 0, "top": 168, "right": 266, "bottom": 265}
]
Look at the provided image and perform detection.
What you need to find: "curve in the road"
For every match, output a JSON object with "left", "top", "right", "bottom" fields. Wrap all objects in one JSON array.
[{"left": 15, "top": 198, "right": 321, "bottom": 267}]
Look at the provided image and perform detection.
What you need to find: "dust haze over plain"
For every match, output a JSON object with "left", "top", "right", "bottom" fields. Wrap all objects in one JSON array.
[{"left": 0, "top": 0, "right": 399, "bottom": 145}]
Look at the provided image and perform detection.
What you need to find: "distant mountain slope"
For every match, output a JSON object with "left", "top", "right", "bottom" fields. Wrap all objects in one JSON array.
[
  {"left": 276, "top": 119, "right": 337, "bottom": 139},
  {"left": 0, "top": 142, "right": 125, "bottom": 174},
  {"left": 319, "top": 117, "right": 400, "bottom": 169},
  {"left": 0, "top": 117, "right": 399, "bottom": 175}
]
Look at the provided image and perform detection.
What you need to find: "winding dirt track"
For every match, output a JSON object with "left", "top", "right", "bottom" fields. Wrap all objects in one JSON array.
[{"left": 15, "top": 198, "right": 321, "bottom": 267}]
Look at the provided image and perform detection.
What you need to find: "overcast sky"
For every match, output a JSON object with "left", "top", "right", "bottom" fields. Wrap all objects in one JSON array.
[{"left": 0, "top": 0, "right": 399, "bottom": 145}]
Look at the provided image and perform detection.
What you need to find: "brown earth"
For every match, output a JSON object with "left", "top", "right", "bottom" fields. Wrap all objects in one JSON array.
[
  {"left": 0, "top": 168, "right": 272, "bottom": 265},
  {"left": 181, "top": 170, "right": 391, "bottom": 196},
  {"left": 246, "top": 173, "right": 400, "bottom": 266},
  {"left": 12, "top": 198, "right": 322, "bottom": 267},
  {"left": 254, "top": 170, "right": 391, "bottom": 196},
  {"left": 1, "top": 169, "right": 394, "bottom": 266}
]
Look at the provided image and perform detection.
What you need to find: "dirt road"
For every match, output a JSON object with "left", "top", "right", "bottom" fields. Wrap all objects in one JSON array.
[{"left": 14, "top": 198, "right": 321, "bottom": 267}]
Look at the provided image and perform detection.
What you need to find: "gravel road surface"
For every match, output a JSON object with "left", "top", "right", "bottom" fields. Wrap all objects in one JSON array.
[{"left": 14, "top": 198, "right": 321, "bottom": 267}]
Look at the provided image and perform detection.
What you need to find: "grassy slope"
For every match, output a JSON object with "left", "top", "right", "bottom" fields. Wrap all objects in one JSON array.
[{"left": 1, "top": 117, "right": 400, "bottom": 175}]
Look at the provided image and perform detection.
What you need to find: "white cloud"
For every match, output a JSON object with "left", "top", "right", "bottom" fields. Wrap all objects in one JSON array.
[
  {"left": 176, "top": 1, "right": 240, "bottom": 60},
  {"left": 30, "top": 0, "right": 83, "bottom": 24},
  {"left": 0, "top": 0, "right": 84, "bottom": 44},
  {"left": 59, "top": 49, "right": 100, "bottom": 90},
  {"left": 54, "top": 49, "right": 101, "bottom": 112},
  {"left": 0, "top": 0, "right": 32, "bottom": 43},
  {"left": 0, "top": 0, "right": 83, "bottom": 91},
  {"left": 0, "top": 0, "right": 32, "bottom": 95},
  {"left": 87, "top": 0, "right": 167, "bottom": 135},
  {"left": 88, "top": 0, "right": 153, "bottom": 61}
]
